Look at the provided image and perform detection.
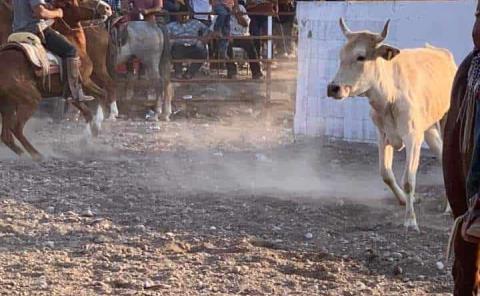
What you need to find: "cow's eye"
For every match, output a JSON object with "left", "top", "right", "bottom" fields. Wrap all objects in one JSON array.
[{"left": 357, "top": 56, "right": 366, "bottom": 62}]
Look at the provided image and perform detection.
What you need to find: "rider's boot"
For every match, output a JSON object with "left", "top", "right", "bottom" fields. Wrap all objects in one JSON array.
[{"left": 66, "top": 57, "right": 95, "bottom": 102}]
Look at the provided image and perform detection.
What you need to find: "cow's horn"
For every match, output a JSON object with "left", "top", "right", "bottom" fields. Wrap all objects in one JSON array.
[
  {"left": 377, "top": 19, "right": 391, "bottom": 43},
  {"left": 339, "top": 17, "right": 352, "bottom": 38}
]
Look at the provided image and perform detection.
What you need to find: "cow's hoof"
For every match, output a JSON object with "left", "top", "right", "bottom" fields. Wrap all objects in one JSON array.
[
  {"left": 404, "top": 219, "right": 420, "bottom": 232},
  {"left": 413, "top": 195, "right": 422, "bottom": 204}
]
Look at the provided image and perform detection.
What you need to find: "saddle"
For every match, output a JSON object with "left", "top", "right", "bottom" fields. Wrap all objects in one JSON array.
[
  {"left": 1, "top": 32, "right": 62, "bottom": 83},
  {"left": 109, "top": 16, "right": 129, "bottom": 47}
]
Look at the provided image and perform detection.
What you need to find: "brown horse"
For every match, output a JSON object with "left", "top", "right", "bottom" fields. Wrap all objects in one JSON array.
[
  {"left": 0, "top": 0, "right": 112, "bottom": 160},
  {"left": 0, "top": 2, "right": 118, "bottom": 120},
  {"left": 443, "top": 2, "right": 480, "bottom": 295},
  {"left": 84, "top": 25, "right": 118, "bottom": 120}
]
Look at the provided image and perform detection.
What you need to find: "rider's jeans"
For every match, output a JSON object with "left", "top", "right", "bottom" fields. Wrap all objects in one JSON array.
[{"left": 43, "top": 28, "right": 77, "bottom": 58}]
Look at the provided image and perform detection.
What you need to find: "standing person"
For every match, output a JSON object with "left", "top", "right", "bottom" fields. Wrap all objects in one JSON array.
[
  {"left": 213, "top": 2, "right": 262, "bottom": 79},
  {"left": 211, "top": 0, "right": 238, "bottom": 60},
  {"left": 11, "top": 0, "right": 94, "bottom": 101},
  {"left": 246, "top": 0, "right": 277, "bottom": 58},
  {"left": 166, "top": 13, "right": 210, "bottom": 79}
]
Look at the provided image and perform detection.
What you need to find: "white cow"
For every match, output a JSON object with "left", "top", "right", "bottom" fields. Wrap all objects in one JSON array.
[{"left": 327, "top": 18, "right": 457, "bottom": 231}]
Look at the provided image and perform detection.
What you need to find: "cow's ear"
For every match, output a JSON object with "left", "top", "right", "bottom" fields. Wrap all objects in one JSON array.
[{"left": 375, "top": 44, "right": 400, "bottom": 60}]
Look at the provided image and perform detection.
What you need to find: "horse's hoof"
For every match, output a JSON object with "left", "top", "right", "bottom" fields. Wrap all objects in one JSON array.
[
  {"left": 106, "top": 116, "right": 117, "bottom": 122},
  {"left": 32, "top": 153, "right": 44, "bottom": 162}
]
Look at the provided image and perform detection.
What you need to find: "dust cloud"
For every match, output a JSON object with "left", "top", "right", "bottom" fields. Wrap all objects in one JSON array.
[{"left": 0, "top": 109, "right": 444, "bottom": 206}]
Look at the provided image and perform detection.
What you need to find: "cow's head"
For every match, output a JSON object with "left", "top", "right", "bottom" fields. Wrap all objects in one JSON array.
[{"left": 327, "top": 18, "right": 400, "bottom": 100}]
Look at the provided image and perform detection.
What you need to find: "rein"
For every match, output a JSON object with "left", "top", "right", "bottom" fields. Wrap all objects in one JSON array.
[
  {"left": 56, "top": 0, "right": 107, "bottom": 32},
  {"left": 59, "top": 17, "right": 105, "bottom": 31}
]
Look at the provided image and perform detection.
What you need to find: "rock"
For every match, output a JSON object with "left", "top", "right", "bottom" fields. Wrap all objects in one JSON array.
[
  {"left": 272, "top": 226, "right": 282, "bottom": 232},
  {"left": 82, "top": 208, "right": 94, "bottom": 217},
  {"left": 44, "top": 241, "right": 55, "bottom": 249},
  {"left": 393, "top": 265, "right": 403, "bottom": 276},
  {"left": 255, "top": 153, "right": 271, "bottom": 162},
  {"left": 304, "top": 232, "right": 313, "bottom": 240},
  {"left": 134, "top": 224, "right": 146, "bottom": 232},
  {"left": 94, "top": 235, "right": 110, "bottom": 244},
  {"left": 36, "top": 277, "right": 48, "bottom": 289},
  {"left": 436, "top": 261, "right": 445, "bottom": 271},
  {"left": 209, "top": 226, "right": 217, "bottom": 231},
  {"left": 391, "top": 252, "right": 403, "bottom": 260},
  {"left": 46, "top": 206, "right": 55, "bottom": 214},
  {"left": 144, "top": 280, "right": 169, "bottom": 290}
]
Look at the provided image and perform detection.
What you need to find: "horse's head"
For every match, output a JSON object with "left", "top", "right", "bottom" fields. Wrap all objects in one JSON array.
[{"left": 52, "top": 0, "right": 112, "bottom": 24}]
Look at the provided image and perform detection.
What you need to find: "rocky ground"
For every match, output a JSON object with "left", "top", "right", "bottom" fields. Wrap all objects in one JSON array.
[{"left": 0, "top": 110, "right": 454, "bottom": 295}]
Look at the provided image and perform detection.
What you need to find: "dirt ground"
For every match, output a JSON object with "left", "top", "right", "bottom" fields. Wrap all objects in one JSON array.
[
  {"left": 0, "top": 110, "right": 454, "bottom": 296},
  {"left": 0, "top": 59, "right": 455, "bottom": 296}
]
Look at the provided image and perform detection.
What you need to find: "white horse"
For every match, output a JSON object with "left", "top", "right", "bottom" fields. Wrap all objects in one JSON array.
[{"left": 111, "top": 21, "right": 173, "bottom": 121}]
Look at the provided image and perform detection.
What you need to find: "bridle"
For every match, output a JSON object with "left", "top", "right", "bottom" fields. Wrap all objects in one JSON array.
[{"left": 54, "top": 0, "right": 109, "bottom": 31}]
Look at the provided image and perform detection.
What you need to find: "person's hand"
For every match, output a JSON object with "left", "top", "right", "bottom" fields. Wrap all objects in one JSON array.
[
  {"left": 176, "top": 0, "right": 185, "bottom": 5},
  {"left": 57, "top": 8, "right": 63, "bottom": 18}
]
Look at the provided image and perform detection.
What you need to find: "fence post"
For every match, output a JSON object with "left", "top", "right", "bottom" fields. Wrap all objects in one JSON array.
[{"left": 266, "top": 15, "right": 273, "bottom": 103}]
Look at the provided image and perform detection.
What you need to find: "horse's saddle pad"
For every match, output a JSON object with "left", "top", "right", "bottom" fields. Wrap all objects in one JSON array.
[{"left": 3, "top": 32, "right": 61, "bottom": 76}]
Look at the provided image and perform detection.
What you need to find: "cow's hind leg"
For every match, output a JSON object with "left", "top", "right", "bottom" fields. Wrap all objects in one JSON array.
[
  {"left": 425, "top": 125, "right": 452, "bottom": 213},
  {"left": 12, "top": 104, "right": 42, "bottom": 161},
  {"left": 0, "top": 108, "right": 24, "bottom": 156},
  {"left": 402, "top": 134, "right": 423, "bottom": 231},
  {"left": 377, "top": 130, "right": 407, "bottom": 205}
]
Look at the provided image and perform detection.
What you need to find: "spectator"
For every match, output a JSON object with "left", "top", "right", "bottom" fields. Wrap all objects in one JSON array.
[
  {"left": 164, "top": 0, "right": 189, "bottom": 23},
  {"left": 273, "top": 0, "right": 295, "bottom": 58},
  {"left": 166, "top": 13, "right": 210, "bottom": 79},
  {"left": 246, "top": 0, "right": 277, "bottom": 58},
  {"left": 211, "top": 0, "right": 238, "bottom": 60},
  {"left": 189, "top": 0, "right": 211, "bottom": 26},
  {"left": 107, "top": 0, "right": 122, "bottom": 14},
  {"left": 212, "top": 3, "right": 263, "bottom": 79},
  {"left": 128, "top": 0, "right": 163, "bottom": 23}
]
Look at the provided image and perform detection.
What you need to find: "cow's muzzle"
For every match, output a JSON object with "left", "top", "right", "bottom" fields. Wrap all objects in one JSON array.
[{"left": 327, "top": 83, "right": 350, "bottom": 99}]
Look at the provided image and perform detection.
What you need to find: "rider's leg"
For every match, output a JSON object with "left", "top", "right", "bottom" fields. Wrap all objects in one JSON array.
[{"left": 43, "top": 28, "right": 94, "bottom": 102}]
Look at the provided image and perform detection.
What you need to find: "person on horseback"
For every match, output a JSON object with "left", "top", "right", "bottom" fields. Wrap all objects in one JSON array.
[{"left": 11, "top": 0, "right": 94, "bottom": 102}]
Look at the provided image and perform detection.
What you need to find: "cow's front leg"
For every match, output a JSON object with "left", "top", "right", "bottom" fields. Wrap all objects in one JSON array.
[
  {"left": 377, "top": 130, "right": 407, "bottom": 205},
  {"left": 402, "top": 133, "right": 423, "bottom": 231}
]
